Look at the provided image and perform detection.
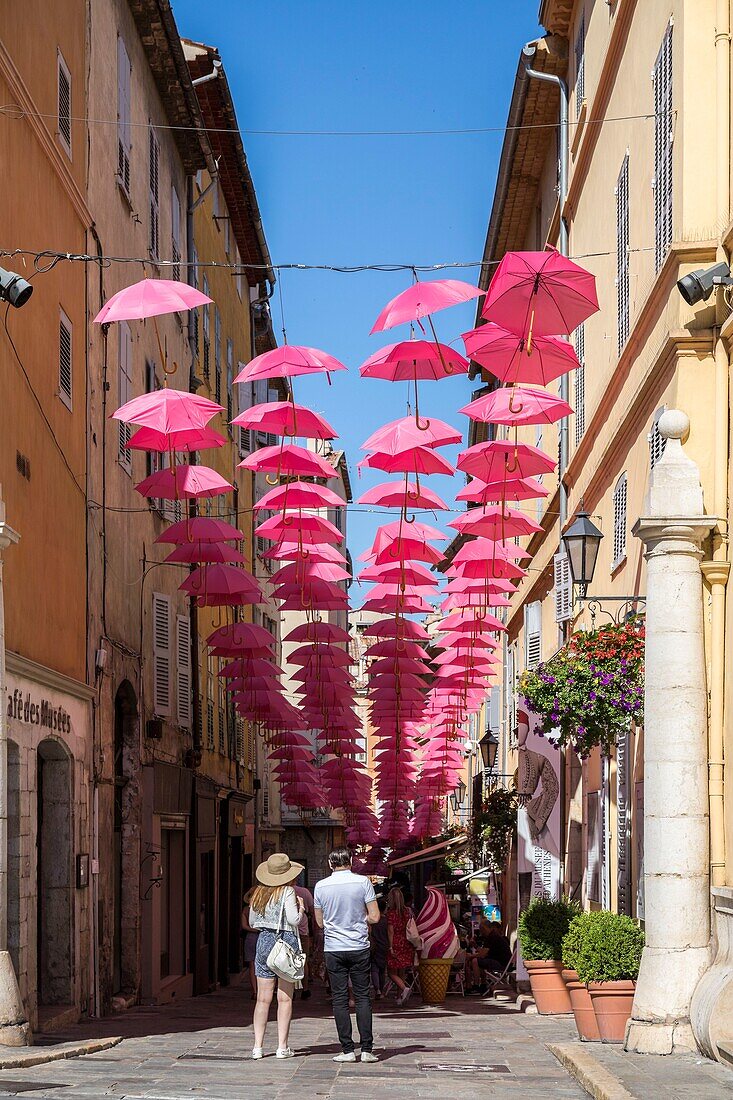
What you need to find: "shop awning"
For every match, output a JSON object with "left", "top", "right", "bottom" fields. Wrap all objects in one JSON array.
[{"left": 387, "top": 834, "right": 468, "bottom": 868}]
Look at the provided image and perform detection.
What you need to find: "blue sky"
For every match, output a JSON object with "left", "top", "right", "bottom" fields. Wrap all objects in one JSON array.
[{"left": 174, "top": 0, "right": 543, "bottom": 566}]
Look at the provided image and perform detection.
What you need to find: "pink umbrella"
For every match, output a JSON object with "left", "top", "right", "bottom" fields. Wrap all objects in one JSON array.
[
  {"left": 232, "top": 401, "right": 336, "bottom": 440},
  {"left": 156, "top": 516, "right": 243, "bottom": 544},
  {"left": 271, "top": 561, "right": 350, "bottom": 584},
  {"left": 135, "top": 464, "right": 233, "bottom": 500},
  {"left": 207, "top": 622, "right": 275, "bottom": 649},
  {"left": 357, "top": 480, "right": 449, "bottom": 510},
  {"left": 370, "top": 280, "right": 482, "bottom": 334},
  {"left": 452, "top": 538, "right": 530, "bottom": 564},
  {"left": 457, "top": 440, "right": 556, "bottom": 482},
  {"left": 165, "top": 542, "right": 245, "bottom": 565},
  {"left": 364, "top": 639, "right": 426, "bottom": 658},
  {"left": 373, "top": 541, "right": 444, "bottom": 567},
  {"left": 456, "top": 475, "right": 548, "bottom": 504},
  {"left": 94, "top": 278, "right": 212, "bottom": 324},
  {"left": 462, "top": 324, "right": 580, "bottom": 386},
  {"left": 255, "top": 513, "right": 343, "bottom": 544},
  {"left": 255, "top": 482, "right": 344, "bottom": 510},
  {"left": 363, "top": 618, "right": 430, "bottom": 640},
  {"left": 361, "top": 416, "right": 461, "bottom": 453},
  {"left": 126, "top": 425, "right": 226, "bottom": 453},
  {"left": 481, "top": 248, "right": 599, "bottom": 340},
  {"left": 239, "top": 443, "right": 338, "bottom": 479},
  {"left": 113, "top": 389, "right": 224, "bottom": 432},
  {"left": 262, "top": 542, "right": 347, "bottom": 564},
  {"left": 449, "top": 504, "right": 543, "bottom": 539},
  {"left": 359, "top": 339, "right": 469, "bottom": 380},
  {"left": 358, "top": 561, "right": 438, "bottom": 585},
  {"left": 461, "top": 384, "right": 573, "bottom": 426},
  {"left": 359, "top": 447, "right": 454, "bottom": 477},
  {"left": 234, "top": 346, "right": 346, "bottom": 383},
  {"left": 284, "top": 622, "right": 351, "bottom": 643},
  {"left": 180, "top": 565, "right": 262, "bottom": 606},
  {"left": 440, "top": 610, "right": 506, "bottom": 632},
  {"left": 361, "top": 595, "right": 433, "bottom": 614}
]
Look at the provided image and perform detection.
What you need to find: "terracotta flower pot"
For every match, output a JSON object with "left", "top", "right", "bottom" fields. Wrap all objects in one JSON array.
[
  {"left": 418, "top": 958, "right": 453, "bottom": 1004},
  {"left": 562, "top": 968, "right": 600, "bottom": 1041},
  {"left": 524, "top": 959, "right": 572, "bottom": 1014},
  {"left": 588, "top": 980, "right": 635, "bottom": 1042}
]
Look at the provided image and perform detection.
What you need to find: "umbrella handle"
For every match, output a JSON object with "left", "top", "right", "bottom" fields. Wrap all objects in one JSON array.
[
  {"left": 507, "top": 388, "right": 524, "bottom": 414},
  {"left": 505, "top": 448, "right": 519, "bottom": 475},
  {"left": 526, "top": 306, "right": 536, "bottom": 356},
  {"left": 266, "top": 473, "right": 279, "bottom": 485},
  {"left": 405, "top": 513, "right": 416, "bottom": 524}
]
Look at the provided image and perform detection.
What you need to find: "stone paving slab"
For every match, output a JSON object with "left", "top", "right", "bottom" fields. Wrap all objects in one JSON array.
[{"left": 550, "top": 1039, "right": 733, "bottom": 1099}]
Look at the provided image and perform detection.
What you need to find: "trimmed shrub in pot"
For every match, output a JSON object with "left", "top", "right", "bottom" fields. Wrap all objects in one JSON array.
[
  {"left": 571, "top": 910, "right": 645, "bottom": 1042},
  {"left": 562, "top": 916, "right": 599, "bottom": 1041},
  {"left": 517, "top": 896, "right": 580, "bottom": 1014}
]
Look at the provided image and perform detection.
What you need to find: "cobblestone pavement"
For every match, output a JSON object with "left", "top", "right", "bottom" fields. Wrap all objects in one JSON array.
[{"left": 0, "top": 984, "right": 585, "bottom": 1098}]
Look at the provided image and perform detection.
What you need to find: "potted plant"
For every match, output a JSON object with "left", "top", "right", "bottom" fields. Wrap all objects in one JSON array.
[
  {"left": 562, "top": 916, "right": 599, "bottom": 1041},
  {"left": 517, "top": 896, "right": 580, "bottom": 1014},
  {"left": 571, "top": 910, "right": 645, "bottom": 1042}
]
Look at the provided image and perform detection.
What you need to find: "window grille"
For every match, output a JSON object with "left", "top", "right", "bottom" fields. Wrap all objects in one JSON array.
[
  {"left": 59, "top": 310, "right": 73, "bottom": 409},
  {"left": 57, "top": 51, "right": 71, "bottom": 155},
  {"left": 152, "top": 593, "right": 171, "bottom": 715},
  {"left": 575, "top": 323, "right": 585, "bottom": 444},
  {"left": 612, "top": 472, "right": 628, "bottom": 569},
  {"left": 118, "top": 322, "right": 133, "bottom": 469},
  {"left": 653, "top": 22, "right": 674, "bottom": 272},
  {"left": 616, "top": 153, "right": 630, "bottom": 353},
  {"left": 149, "top": 129, "right": 160, "bottom": 259},
  {"left": 575, "top": 10, "right": 585, "bottom": 120},
  {"left": 117, "top": 37, "right": 131, "bottom": 195}
]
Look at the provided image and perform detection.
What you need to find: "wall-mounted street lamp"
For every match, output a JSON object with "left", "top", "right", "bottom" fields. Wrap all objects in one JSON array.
[
  {"left": 561, "top": 510, "right": 603, "bottom": 597},
  {"left": 479, "top": 732, "right": 499, "bottom": 773},
  {"left": 449, "top": 779, "right": 467, "bottom": 814}
]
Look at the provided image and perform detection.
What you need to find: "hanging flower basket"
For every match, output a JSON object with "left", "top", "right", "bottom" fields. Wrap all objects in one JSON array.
[{"left": 519, "top": 617, "right": 644, "bottom": 758}]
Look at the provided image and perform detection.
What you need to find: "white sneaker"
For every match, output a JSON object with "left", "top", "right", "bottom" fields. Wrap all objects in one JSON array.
[
  {"left": 397, "top": 987, "right": 411, "bottom": 1005},
  {"left": 361, "top": 1051, "right": 379, "bottom": 1063},
  {"left": 333, "top": 1051, "right": 357, "bottom": 1062},
  {"left": 251, "top": 1048, "right": 264, "bottom": 1059},
  {"left": 275, "top": 1047, "right": 294, "bottom": 1058}
]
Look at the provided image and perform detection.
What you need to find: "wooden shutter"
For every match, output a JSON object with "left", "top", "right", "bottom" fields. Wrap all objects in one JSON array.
[
  {"left": 152, "top": 593, "right": 171, "bottom": 715},
  {"left": 586, "top": 790, "right": 602, "bottom": 903},
  {"left": 57, "top": 51, "right": 71, "bottom": 155},
  {"left": 616, "top": 153, "right": 630, "bottom": 353},
  {"left": 524, "top": 601, "right": 542, "bottom": 670},
  {"left": 118, "top": 322, "right": 133, "bottom": 470},
  {"left": 612, "top": 472, "right": 627, "bottom": 568},
  {"left": 149, "top": 128, "right": 160, "bottom": 258},
  {"left": 237, "top": 372, "right": 252, "bottom": 455},
  {"left": 214, "top": 308, "right": 222, "bottom": 403},
  {"left": 616, "top": 731, "right": 631, "bottom": 914},
  {"left": 554, "top": 552, "right": 572, "bottom": 622},
  {"left": 653, "top": 22, "right": 674, "bottom": 273},
  {"left": 488, "top": 685, "right": 500, "bottom": 735},
  {"left": 202, "top": 276, "right": 210, "bottom": 380},
  {"left": 226, "top": 339, "right": 234, "bottom": 423},
  {"left": 176, "top": 615, "right": 191, "bottom": 728},
  {"left": 117, "top": 36, "right": 131, "bottom": 195},
  {"left": 574, "top": 10, "right": 585, "bottom": 120},
  {"left": 171, "top": 186, "right": 181, "bottom": 281},
  {"left": 574, "top": 323, "right": 585, "bottom": 445},
  {"left": 59, "top": 310, "right": 73, "bottom": 409}
]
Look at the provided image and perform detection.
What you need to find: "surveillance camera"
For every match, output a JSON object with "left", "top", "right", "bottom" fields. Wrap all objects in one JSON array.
[
  {"left": 677, "top": 261, "right": 731, "bottom": 306},
  {"left": 0, "top": 267, "right": 33, "bottom": 309}
]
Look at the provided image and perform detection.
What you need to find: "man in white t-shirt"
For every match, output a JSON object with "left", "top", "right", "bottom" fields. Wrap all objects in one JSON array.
[{"left": 314, "top": 847, "right": 380, "bottom": 1063}]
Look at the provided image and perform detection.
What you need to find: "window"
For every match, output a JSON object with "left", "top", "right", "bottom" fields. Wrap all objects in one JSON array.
[
  {"left": 202, "top": 276, "right": 210, "bottom": 380},
  {"left": 218, "top": 671, "right": 226, "bottom": 754},
  {"left": 574, "top": 10, "right": 586, "bottom": 120},
  {"left": 190, "top": 247, "right": 199, "bottom": 357},
  {"left": 171, "top": 186, "right": 181, "bottom": 282},
  {"left": 524, "top": 601, "right": 542, "bottom": 670},
  {"left": 653, "top": 22, "right": 674, "bottom": 273},
  {"left": 206, "top": 654, "right": 215, "bottom": 750},
  {"left": 237, "top": 371, "right": 252, "bottom": 455},
  {"left": 118, "top": 322, "right": 133, "bottom": 471},
  {"left": 616, "top": 153, "right": 630, "bottom": 353},
  {"left": 648, "top": 405, "right": 667, "bottom": 470},
  {"left": 214, "top": 308, "right": 221, "bottom": 404},
  {"left": 554, "top": 551, "right": 572, "bottom": 622},
  {"left": 612, "top": 472, "right": 627, "bottom": 569},
  {"left": 149, "top": 128, "right": 160, "bottom": 259},
  {"left": 57, "top": 50, "right": 71, "bottom": 156},
  {"left": 176, "top": 615, "right": 191, "bottom": 728},
  {"left": 535, "top": 424, "right": 544, "bottom": 521},
  {"left": 235, "top": 716, "right": 245, "bottom": 765},
  {"left": 58, "top": 309, "right": 73, "bottom": 409},
  {"left": 226, "top": 339, "right": 234, "bottom": 424},
  {"left": 152, "top": 593, "right": 171, "bottom": 716},
  {"left": 575, "top": 323, "right": 585, "bottom": 444},
  {"left": 117, "top": 36, "right": 131, "bottom": 196}
]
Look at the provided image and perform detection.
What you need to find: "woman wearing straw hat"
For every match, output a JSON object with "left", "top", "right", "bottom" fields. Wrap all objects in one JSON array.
[{"left": 248, "top": 852, "right": 305, "bottom": 1059}]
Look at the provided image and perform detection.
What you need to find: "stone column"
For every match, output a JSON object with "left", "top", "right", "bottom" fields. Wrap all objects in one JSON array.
[{"left": 626, "top": 411, "right": 716, "bottom": 1055}]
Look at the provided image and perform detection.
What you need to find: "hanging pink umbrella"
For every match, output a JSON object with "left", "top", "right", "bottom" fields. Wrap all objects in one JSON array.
[
  {"left": 180, "top": 564, "right": 262, "bottom": 605},
  {"left": 271, "top": 561, "right": 350, "bottom": 584},
  {"left": 358, "top": 561, "right": 438, "bottom": 585},
  {"left": 284, "top": 622, "right": 351, "bottom": 643},
  {"left": 165, "top": 542, "right": 245, "bottom": 565},
  {"left": 113, "top": 389, "right": 224, "bottom": 432},
  {"left": 462, "top": 324, "right": 580, "bottom": 386},
  {"left": 359, "top": 339, "right": 469, "bottom": 380},
  {"left": 363, "top": 618, "right": 430, "bottom": 640},
  {"left": 440, "top": 610, "right": 506, "bottom": 632},
  {"left": 461, "top": 384, "right": 573, "bottom": 426},
  {"left": 372, "top": 540, "right": 444, "bottom": 567},
  {"left": 234, "top": 346, "right": 346, "bottom": 383},
  {"left": 361, "top": 416, "right": 462, "bottom": 453},
  {"left": 255, "top": 482, "right": 345, "bottom": 510},
  {"left": 456, "top": 476, "right": 548, "bottom": 504},
  {"left": 449, "top": 504, "right": 543, "bottom": 539},
  {"left": 94, "top": 277, "right": 212, "bottom": 324},
  {"left": 239, "top": 443, "right": 338, "bottom": 479},
  {"left": 262, "top": 542, "right": 347, "bottom": 564},
  {"left": 126, "top": 425, "right": 226, "bottom": 453},
  {"left": 357, "top": 480, "right": 449, "bottom": 510},
  {"left": 359, "top": 447, "right": 454, "bottom": 477},
  {"left": 135, "top": 464, "right": 233, "bottom": 500},
  {"left": 364, "top": 639, "right": 426, "bottom": 659},
  {"left": 481, "top": 248, "right": 599, "bottom": 339},
  {"left": 452, "top": 538, "right": 531, "bottom": 564},
  {"left": 371, "top": 280, "right": 482, "bottom": 334},
  {"left": 156, "top": 516, "right": 243, "bottom": 544},
  {"left": 361, "top": 595, "right": 433, "bottom": 614},
  {"left": 255, "top": 513, "right": 343, "bottom": 544},
  {"left": 232, "top": 401, "right": 337, "bottom": 440},
  {"left": 207, "top": 622, "right": 275, "bottom": 649},
  {"left": 457, "top": 440, "right": 556, "bottom": 482}
]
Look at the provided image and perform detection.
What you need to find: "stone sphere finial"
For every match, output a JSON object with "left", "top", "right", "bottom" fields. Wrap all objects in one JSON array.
[{"left": 658, "top": 408, "right": 689, "bottom": 442}]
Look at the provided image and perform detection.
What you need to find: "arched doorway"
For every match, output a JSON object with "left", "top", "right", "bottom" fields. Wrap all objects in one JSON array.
[
  {"left": 37, "top": 738, "right": 72, "bottom": 1007},
  {"left": 113, "top": 681, "right": 140, "bottom": 998}
]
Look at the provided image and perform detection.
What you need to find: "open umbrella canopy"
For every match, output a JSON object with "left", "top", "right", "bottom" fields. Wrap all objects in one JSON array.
[
  {"left": 94, "top": 277, "right": 212, "bottom": 324},
  {"left": 234, "top": 345, "right": 347, "bottom": 382},
  {"left": 456, "top": 475, "right": 549, "bottom": 504},
  {"left": 481, "top": 249, "right": 599, "bottom": 337},
  {"left": 284, "top": 621, "right": 351, "bottom": 643},
  {"left": 357, "top": 480, "right": 449, "bottom": 510},
  {"left": 358, "top": 561, "right": 438, "bottom": 586},
  {"left": 165, "top": 541, "right": 245, "bottom": 565},
  {"left": 449, "top": 504, "right": 543, "bottom": 539},
  {"left": 359, "top": 447, "right": 455, "bottom": 477},
  {"left": 271, "top": 561, "right": 350, "bottom": 584},
  {"left": 232, "top": 401, "right": 336, "bottom": 440},
  {"left": 363, "top": 618, "right": 430, "bottom": 640},
  {"left": 254, "top": 481, "right": 345, "bottom": 511},
  {"left": 359, "top": 339, "right": 469, "bottom": 380},
  {"left": 180, "top": 564, "right": 262, "bottom": 600},
  {"left": 461, "top": 384, "right": 573, "bottom": 426},
  {"left": 262, "top": 541, "right": 348, "bottom": 564},
  {"left": 461, "top": 323, "right": 580, "bottom": 386},
  {"left": 457, "top": 439, "right": 556, "bottom": 482},
  {"left": 135, "top": 464, "right": 234, "bottom": 500},
  {"left": 372, "top": 540, "right": 444, "bottom": 567},
  {"left": 370, "top": 279, "right": 482, "bottom": 334},
  {"left": 255, "top": 512, "right": 343, "bottom": 544},
  {"left": 361, "top": 416, "right": 462, "bottom": 454},
  {"left": 156, "top": 516, "right": 243, "bottom": 544},
  {"left": 113, "top": 389, "right": 224, "bottom": 432},
  {"left": 239, "top": 443, "right": 338, "bottom": 479},
  {"left": 126, "top": 425, "right": 226, "bottom": 453},
  {"left": 207, "top": 622, "right": 275, "bottom": 649}
]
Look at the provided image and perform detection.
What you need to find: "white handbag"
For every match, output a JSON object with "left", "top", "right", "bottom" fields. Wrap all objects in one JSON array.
[{"left": 266, "top": 892, "right": 306, "bottom": 982}]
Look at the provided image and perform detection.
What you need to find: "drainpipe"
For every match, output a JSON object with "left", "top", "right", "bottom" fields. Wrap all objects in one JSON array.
[
  {"left": 703, "top": 0, "right": 731, "bottom": 891},
  {"left": 191, "top": 60, "right": 222, "bottom": 87}
]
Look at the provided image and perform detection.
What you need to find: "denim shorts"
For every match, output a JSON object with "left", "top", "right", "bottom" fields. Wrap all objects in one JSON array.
[{"left": 254, "top": 929, "right": 299, "bottom": 979}]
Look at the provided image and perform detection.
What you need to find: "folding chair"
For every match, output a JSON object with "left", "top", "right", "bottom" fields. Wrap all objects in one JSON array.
[
  {"left": 482, "top": 946, "right": 517, "bottom": 998},
  {"left": 447, "top": 949, "right": 467, "bottom": 996}
]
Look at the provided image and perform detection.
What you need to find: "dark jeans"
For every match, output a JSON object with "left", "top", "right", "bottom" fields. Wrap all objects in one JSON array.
[{"left": 325, "top": 948, "right": 373, "bottom": 1053}]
